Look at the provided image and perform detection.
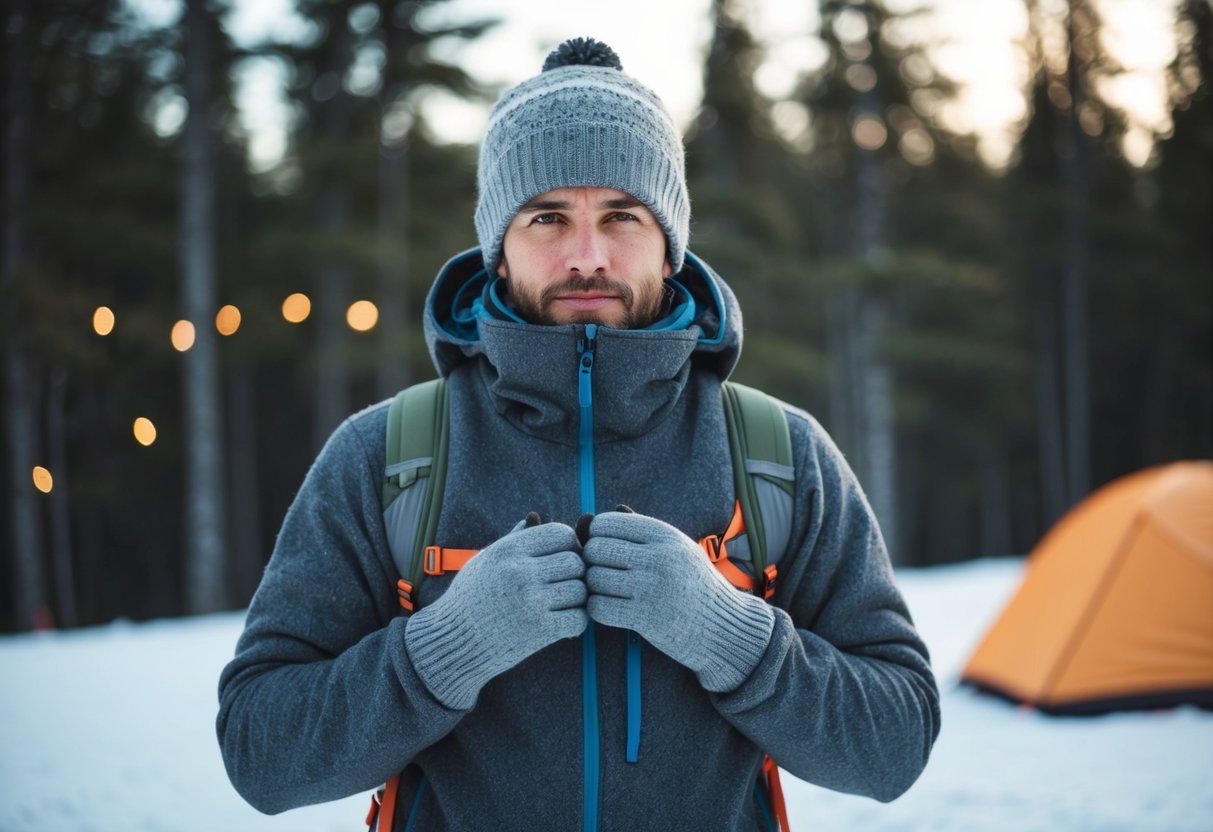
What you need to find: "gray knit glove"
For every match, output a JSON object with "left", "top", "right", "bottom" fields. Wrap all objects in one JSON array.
[
  {"left": 584, "top": 510, "right": 775, "bottom": 693},
  {"left": 405, "top": 516, "right": 586, "bottom": 709}
]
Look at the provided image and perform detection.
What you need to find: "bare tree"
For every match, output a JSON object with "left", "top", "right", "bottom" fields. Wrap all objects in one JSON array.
[
  {"left": 47, "top": 368, "right": 77, "bottom": 627},
  {"left": 4, "top": 0, "right": 48, "bottom": 630},
  {"left": 181, "top": 0, "right": 228, "bottom": 613}
]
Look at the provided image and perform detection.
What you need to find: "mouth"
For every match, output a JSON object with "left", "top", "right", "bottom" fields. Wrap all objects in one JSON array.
[{"left": 552, "top": 294, "right": 620, "bottom": 311}]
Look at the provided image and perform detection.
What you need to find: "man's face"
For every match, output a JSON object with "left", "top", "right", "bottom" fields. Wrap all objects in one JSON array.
[{"left": 496, "top": 186, "right": 672, "bottom": 329}]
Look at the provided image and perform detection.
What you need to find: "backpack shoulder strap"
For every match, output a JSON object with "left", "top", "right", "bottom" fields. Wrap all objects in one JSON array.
[
  {"left": 383, "top": 378, "right": 449, "bottom": 610},
  {"left": 721, "top": 381, "right": 796, "bottom": 574}
]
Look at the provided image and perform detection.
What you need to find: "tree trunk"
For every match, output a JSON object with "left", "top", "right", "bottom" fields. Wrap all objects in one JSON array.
[
  {"left": 1031, "top": 288, "right": 1069, "bottom": 527},
  {"left": 824, "top": 291, "right": 856, "bottom": 454},
  {"left": 226, "top": 358, "right": 263, "bottom": 606},
  {"left": 853, "top": 65, "right": 899, "bottom": 561},
  {"left": 1060, "top": 1, "right": 1091, "bottom": 504},
  {"left": 312, "top": 196, "right": 352, "bottom": 450},
  {"left": 47, "top": 368, "right": 77, "bottom": 628},
  {"left": 310, "top": 22, "right": 358, "bottom": 451},
  {"left": 181, "top": 0, "right": 228, "bottom": 614},
  {"left": 4, "top": 0, "right": 48, "bottom": 632},
  {"left": 978, "top": 442, "right": 1015, "bottom": 557},
  {"left": 376, "top": 133, "right": 411, "bottom": 398}
]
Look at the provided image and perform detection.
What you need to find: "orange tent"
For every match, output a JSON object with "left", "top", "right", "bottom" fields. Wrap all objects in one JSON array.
[{"left": 962, "top": 461, "right": 1213, "bottom": 714}]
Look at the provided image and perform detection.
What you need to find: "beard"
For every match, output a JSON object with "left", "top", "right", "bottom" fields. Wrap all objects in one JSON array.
[{"left": 500, "top": 264, "right": 667, "bottom": 329}]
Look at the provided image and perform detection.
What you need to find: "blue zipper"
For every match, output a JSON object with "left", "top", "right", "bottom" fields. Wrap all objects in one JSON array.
[
  {"left": 578, "top": 325, "right": 601, "bottom": 832},
  {"left": 626, "top": 632, "right": 642, "bottom": 762}
]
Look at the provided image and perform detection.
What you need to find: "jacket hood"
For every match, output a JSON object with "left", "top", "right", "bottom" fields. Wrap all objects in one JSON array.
[{"left": 422, "top": 248, "right": 743, "bottom": 382}]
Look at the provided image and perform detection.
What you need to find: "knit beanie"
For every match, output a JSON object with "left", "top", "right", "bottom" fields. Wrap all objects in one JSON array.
[{"left": 474, "top": 37, "right": 690, "bottom": 276}]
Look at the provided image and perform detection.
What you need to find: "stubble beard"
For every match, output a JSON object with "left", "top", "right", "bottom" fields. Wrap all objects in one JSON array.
[{"left": 500, "top": 264, "right": 666, "bottom": 329}]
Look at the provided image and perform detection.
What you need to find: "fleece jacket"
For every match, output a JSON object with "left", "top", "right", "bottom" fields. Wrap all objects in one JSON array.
[{"left": 216, "top": 249, "right": 941, "bottom": 831}]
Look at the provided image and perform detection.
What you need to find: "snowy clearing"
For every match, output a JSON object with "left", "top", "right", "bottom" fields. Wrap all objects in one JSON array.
[{"left": 1, "top": 558, "right": 1210, "bottom": 831}]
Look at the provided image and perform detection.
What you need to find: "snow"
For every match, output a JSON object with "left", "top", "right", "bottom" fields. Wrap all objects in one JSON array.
[{"left": 2, "top": 558, "right": 1210, "bottom": 832}]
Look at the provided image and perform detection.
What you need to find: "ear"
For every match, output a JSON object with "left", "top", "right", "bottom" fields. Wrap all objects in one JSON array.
[
  {"left": 496, "top": 256, "right": 508, "bottom": 279},
  {"left": 662, "top": 258, "right": 673, "bottom": 278}
]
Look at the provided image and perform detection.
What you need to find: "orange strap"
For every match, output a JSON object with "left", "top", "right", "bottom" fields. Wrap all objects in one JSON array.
[
  {"left": 399, "top": 504, "right": 776, "bottom": 607},
  {"left": 423, "top": 545, "right": 478, "bottom": 576},
  {"left": 396, "top": 547, "right": 479, "bottom": 611},
  {"left": 699, "top": 501, "right": 777, "bottom": 598},
  {"left": 366, "top": 773, "right": 401, "bottom": 831},
  {"left": 764, "top": 755, "right": 791, "bottom": 832}
]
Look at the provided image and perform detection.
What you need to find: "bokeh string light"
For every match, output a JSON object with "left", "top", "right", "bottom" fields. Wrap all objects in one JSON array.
[
  {"left": 346, "top": 300, "right": 379, "bottom": 332},
  {"left": 282, "top": 293, "right": 311, "bottom": 323},
  {"left": 133, "top": 417, "right": 158, "bottom": 447},
  {"left": 171, "top": 320, "right": 196, "bottom": 352},
  {"left": 215, "top": 305, "right": 242, "bottom": 336},
  {"left": 93, "top": 306, "right": 115, "bottom": 336},
  {"left": 32, "top": 466, "right": 54, "bottom": 494},
  {"left": 80, "top": 291, "right": 382, "bottom": 464}
]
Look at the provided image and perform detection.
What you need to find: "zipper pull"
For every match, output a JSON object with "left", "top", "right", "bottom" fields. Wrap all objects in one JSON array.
[{"left": 578, "top": 324, "right": 598, "bottom": 408}]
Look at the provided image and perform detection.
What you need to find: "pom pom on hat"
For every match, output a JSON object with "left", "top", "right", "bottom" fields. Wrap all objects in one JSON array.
[
  {"left": 475, "top": 38, "right": 690, "bottom": 276},
  {"left": 542, "top": 37, "right": 623, "bottom": 72}
]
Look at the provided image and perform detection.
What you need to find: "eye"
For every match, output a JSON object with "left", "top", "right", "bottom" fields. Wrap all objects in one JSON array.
[
  {"left": 609, "top": 212, "right": 639, "bottom": 222},
  {"left": 532, "top": 213, "right": 562, "bottom": 225}
]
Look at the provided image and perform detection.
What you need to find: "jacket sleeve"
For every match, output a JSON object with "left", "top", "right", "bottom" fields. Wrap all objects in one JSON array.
[
  {"left": 710, "top": 409, "right": 941, "bottom": 802},
  {"left": 215, "top": 409, "right": 466, "bottom": 814}
]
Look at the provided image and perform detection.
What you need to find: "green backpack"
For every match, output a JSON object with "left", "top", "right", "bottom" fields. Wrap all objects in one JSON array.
[
  {"left": 370, "top": 378, "right": 796, "bottom": 832},
  {"left": 382, "top": 378, "right": 795, "bottom": 609}
]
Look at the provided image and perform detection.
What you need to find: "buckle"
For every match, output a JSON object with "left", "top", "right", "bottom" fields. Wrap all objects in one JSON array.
[
  {"left": 762, "top": 564, "right": 778, "bottom": 599},
  {"left": 423, "top": 545, "right": 444, "bottom": 576},
  {"left": 396, "top": 578, "right": 415, "bottom": 612},
  {"left": 700, "top": 534, "right": 723, "bottom": 562}
]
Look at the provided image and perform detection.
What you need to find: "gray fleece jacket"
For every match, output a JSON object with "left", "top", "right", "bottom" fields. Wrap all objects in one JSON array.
[{"left": 217, "top": 249, "right": 940, "bottom": 831}]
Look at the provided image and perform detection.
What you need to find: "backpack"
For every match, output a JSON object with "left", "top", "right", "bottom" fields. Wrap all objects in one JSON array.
[{"left": 368, "top": 378, "right": 795, "bottom": 832}]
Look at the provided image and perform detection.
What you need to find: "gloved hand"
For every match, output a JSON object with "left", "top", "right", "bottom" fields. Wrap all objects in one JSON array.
[
  {"left": 405, "top": 514, "right": 586, "bottom": 709},
  {"left": 584, "top": 509, "right": 775, "bottom": 693}
]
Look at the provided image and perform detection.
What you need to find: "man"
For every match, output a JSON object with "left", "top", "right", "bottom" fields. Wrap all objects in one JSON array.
[{"left": 217, "top": 37, "right": 940, "bottom": 831}]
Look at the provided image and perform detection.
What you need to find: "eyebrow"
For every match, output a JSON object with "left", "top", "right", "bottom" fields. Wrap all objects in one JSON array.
[{"left": 518, "top": 196, "right": 644, "bottom": 213}]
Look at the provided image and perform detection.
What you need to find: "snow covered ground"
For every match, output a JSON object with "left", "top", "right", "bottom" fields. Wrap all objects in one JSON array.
[{"left": 1, "top": 558, "right": 1210, "bottom": 832}]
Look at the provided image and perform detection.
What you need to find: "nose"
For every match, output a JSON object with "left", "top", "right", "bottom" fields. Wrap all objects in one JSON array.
[{"left": 565, "top": 223, "right": 609, "bottom": 275}]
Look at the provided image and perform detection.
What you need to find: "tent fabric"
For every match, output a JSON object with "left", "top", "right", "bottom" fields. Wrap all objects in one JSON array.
[{"left": 961, "top": 461, "right": 1213, "bottom": 715}]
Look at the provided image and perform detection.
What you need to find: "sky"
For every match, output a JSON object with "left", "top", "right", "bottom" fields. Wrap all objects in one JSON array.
[{"left": 130, "top": 0, "right": 1183, "bottom": 170}]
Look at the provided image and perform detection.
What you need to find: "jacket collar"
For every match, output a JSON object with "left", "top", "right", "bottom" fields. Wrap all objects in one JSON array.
[{"left": 422, "top": 249, "right": 742, "bottom": 443}]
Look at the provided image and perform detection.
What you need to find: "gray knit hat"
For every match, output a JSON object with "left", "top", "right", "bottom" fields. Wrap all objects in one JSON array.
[{"left": 474, "top": 37, "right": 690, "bottom": 275}]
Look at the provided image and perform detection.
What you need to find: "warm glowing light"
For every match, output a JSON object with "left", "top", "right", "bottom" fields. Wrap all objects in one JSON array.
[
  {"left": 899, "top": 128, "right": 935, "bottom": 166},
  {"left": 215, "top": 305, "right": 242, "bottom": 336},
  {"left": 845, "top": 64, "right": 877, "bottom": 93},
  {"left": 171, "top": 320, "right": 196, "bottom": 352},
  {"left": 32, "top": 466, "right": 53, "bottom": 493},
  {"left": 852, "top": 116, "right": 888, "bottom": 151},
  {"left": 347, "top": 300, "right": 379, "bottom": 332},
  {"left": 93, "top": 306, "right": 115, "bottom": 336},
  {"left": 282, "top": 293, "right": 312, "bottom": 323},
  {"left": 133, "top": 417, "right": 158, "bottom": 446}
]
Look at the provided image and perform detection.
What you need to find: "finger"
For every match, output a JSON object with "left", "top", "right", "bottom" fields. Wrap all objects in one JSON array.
[
  {"left": 585, "top": 565, "right": 633, "bottom": 600},
  {"left": 519, "top": 523, "right": 580, "bottom": 555},
  {"left": 588, "top": 511, "right": 664, "bottom": 544},
  {"left": 546, "top": 579, "right": 588, "bottom": 611},
  {"left": 582, "top": 536, "right": 639, "bottom": 569},
  {"left": 534, "top": 549, "right": 585, "bottom": 582}
]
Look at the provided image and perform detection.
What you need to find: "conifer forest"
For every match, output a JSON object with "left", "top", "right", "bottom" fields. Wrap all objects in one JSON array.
[{"left": 3, "top": 0, "right": 1211, "bottom": 631}]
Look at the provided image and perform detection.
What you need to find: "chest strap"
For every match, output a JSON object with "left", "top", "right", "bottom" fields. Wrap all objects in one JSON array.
[{"left": 395, "top": 501, "right": 774, "bottom": 612}]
